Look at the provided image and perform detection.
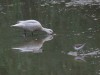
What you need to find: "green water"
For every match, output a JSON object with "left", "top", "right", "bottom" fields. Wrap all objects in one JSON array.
[{"left": 0, "top": 1, "right": 100, "bottom": 75}]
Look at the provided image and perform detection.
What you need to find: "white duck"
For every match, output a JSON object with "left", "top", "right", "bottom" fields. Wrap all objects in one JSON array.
[{"left": 11, "top": 20, "right": 53, "bottom": 35}]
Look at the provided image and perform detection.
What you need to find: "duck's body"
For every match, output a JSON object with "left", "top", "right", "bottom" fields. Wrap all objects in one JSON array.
[
  {"left": 11, "top": 20, "right": 53, "bottom": 35},
  {"left": 16, "top": 20, "right": 42, "bottom": 31}
]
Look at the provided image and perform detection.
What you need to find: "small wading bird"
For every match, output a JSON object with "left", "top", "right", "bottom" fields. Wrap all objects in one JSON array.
[
  {"left": 11, "top": 20, "right": 53, "bottom": 36},
  {"left": 74, "top": 43, "right": 86, "bottom": 50}
]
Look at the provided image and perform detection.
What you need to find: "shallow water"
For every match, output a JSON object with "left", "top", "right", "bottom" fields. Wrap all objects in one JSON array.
[{"left": 0, "top": 1, "right": 100, "bottom": 75}]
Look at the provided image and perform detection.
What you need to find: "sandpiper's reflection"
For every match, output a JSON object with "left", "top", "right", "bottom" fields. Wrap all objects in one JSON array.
[
  {"left": 12, "top": 35, "right": 53, "bottom": 53},
  {"left": 68, "top": 50, "right": 100, "bottom": 62},
  {"left": 68, "top": 51, "right": 86, "bottom": 62}
]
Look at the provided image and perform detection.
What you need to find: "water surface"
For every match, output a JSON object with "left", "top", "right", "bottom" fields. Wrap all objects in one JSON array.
[{"left": 0, "top": 1, "right": 100, "bottom": 75}]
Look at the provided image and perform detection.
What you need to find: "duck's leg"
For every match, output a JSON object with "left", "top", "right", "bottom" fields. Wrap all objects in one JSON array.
[
  {"left": 31, "top": 31, "right": 34, "bottom": 36},
  {"left": 23, "top": 30, "right": 27, "bottom": 37}
]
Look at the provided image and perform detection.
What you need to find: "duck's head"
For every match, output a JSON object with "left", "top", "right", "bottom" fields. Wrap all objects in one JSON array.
[
  {"left": 46, "top": 29, "right": 53, "bottom": 34},
  {"left": 42, "top": 28, "right": 53, "bottom": 35}
]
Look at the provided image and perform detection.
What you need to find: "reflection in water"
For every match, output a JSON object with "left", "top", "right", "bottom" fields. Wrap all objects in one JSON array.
[
  {"left": 12, "top": 35, "right": 53, "bottom": 53},
  {"left": 68, "top": 48, "right": 100, "bottom": 62},
  {"left": 68, "top": 43, "right": 100, "bottom": 62},
  {"left": 0, "top": 0, "right": 100, "bottom": 75},
  {"left": 68, "top": 51, "right": 86, "bottom": 62},
  {"left": 65, "top": 0, "right": 100, "bottom": 7},
  {"left": 0, "top": 66, "right": 8, "bottom": 75}
]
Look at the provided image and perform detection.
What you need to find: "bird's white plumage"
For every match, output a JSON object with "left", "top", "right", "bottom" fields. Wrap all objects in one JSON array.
[{"left": 11, "top": 20, "right": 53, "bottom": 34}]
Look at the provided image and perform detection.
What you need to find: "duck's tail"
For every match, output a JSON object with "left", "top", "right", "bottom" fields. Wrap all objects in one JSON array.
[{"left": 10, "top": 23, "right": 24, "bottom": 27}]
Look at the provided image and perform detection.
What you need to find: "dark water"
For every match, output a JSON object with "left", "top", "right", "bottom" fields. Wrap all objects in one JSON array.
[{"left": 0, "top": 1, "right": 100, "bottom": 75}]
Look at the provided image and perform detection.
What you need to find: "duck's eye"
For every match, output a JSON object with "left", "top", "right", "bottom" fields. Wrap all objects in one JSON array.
[{"left": 50, "top": 31, "right": 52, "bottom": 32}]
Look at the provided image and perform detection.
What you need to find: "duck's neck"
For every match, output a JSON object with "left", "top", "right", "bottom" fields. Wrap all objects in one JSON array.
[{"left": 41, "top": 27, "right": 49, "bottom": 33}]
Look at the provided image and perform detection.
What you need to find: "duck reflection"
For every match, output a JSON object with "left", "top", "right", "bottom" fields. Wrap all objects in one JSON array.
[{"left": 12, "top": 35, "right": 53, "bottom": 53}]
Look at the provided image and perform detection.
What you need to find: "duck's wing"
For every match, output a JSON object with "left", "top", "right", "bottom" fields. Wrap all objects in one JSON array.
[
  {"left": 25, "top": 20, "right": 40, "bottom": 23},
  {"left": 17, "top": 20, "right": 40, "bottom": 24}
]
